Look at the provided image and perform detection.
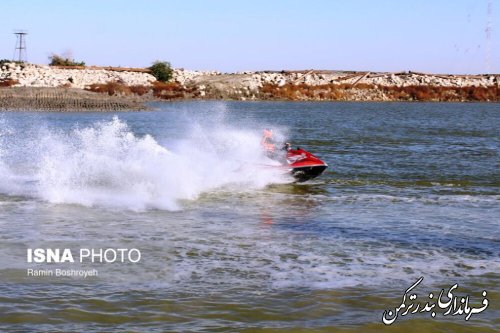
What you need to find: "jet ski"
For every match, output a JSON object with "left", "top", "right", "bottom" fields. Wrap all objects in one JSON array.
[
  {"left": 261, "top": 130, "right": 327, "bottom": 182},
  {"left": 284, "top": 146, "right": 328, "bottom": 182}
]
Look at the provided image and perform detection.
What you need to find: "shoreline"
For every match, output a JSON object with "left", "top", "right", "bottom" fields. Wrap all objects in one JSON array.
[
  {"left": 0, "top": 87, "right": 145, "bottom": 111},
  {"left": 1, "top": 63, "right": 498, "bottom": 110},
  {"left": 0, "top": 87, "right": 497, "bottom": 112}
]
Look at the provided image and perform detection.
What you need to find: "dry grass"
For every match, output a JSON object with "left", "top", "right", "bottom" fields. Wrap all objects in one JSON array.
[
  {"left": 151, "top": 81, "right": 184, "bottom": 99},
  {"left": 261, "top": 83, "right": 365, "bottom": 100},
  {"left": 259, "top": 83, "right": 499, "bottom": 102},
  {"left": 0, "top": 79, "right": 19, "bottom": 87},
  {"left": 129, "top": 85, "right": 150, "bottom": 96},
  {"left": 83, "top": 81, "right": 195, "bottom": 99},
  {"left": 85, "top": 82, "right": 133, "bottom": 96},
  {"left": 152, "top": 81, "right": 198, "bottom": 99},
  {"left": 379, "top": 85, "right": 499, "bottom": 101}
]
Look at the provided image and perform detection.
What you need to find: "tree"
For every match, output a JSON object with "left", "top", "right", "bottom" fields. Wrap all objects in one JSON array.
[
  {"left": 149, "top": 61, "right": 173, "bottom": 82},
  {"left": 48, "top": 54, "right": 85, "bottom": 66}
]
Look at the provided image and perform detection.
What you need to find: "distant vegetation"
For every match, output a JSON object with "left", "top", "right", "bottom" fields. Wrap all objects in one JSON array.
[
  {"left": 49, "top": 54, "right": 85, "bottom": 67},
  {"left": 260, "top": 83, "right": 499, "bottom": 102},
  {"left": 0, "top": 78, "right": 19, "bottom": 87},
  {"left": 0, "top": 59, "right": 24, "bottom": 66},
  {"left": 148, "top": 61, "right": 173, "bottom": 82},
  {"left": 85, "top": 82, "right": 149, "bottom": 96},
  {"left": 84, "top": 81, "right": 196, "bottom": 99}
]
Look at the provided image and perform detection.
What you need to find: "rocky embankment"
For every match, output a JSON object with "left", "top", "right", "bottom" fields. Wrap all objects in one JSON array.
[
  {"left": 1, "top": 63, "right": 498, "bottom": 105},
  {"left": 172, "top": 69, "right": 499, "bottom": 101},
  {"left": 0, "top": 63, "right": 155, "bottom": 88}
]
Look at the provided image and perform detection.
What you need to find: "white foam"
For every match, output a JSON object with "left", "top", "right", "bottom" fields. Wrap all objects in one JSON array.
[
  {"left": 0, "top": 116, "right": 288, "bottom": 210},
  {"left": 166, "top": 228, "right": 500, "bottom": 290}
]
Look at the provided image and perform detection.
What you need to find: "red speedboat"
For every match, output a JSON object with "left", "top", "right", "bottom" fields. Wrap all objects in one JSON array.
[{"left": 284, "top": 147, "right": 328, "bottom": 182}]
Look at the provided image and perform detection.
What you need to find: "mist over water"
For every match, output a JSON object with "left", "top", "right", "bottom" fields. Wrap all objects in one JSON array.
[{"left": 0, "top": 101, "right": 498, "bottom": 332}]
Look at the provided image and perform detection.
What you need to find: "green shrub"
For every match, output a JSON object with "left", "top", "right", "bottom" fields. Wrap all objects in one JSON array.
[
  {"left": 49, "top": 54, "right": 85, "bottom": 66},
  {"left": 149, "top": 61, "right": 173, "bottom": 82}
]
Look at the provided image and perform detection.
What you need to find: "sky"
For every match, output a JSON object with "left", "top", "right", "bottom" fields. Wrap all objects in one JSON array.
[{"left": 1, "top": 0, "right": 498, "bottom": 74}]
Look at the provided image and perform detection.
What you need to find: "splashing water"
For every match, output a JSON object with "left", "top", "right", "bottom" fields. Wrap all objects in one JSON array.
[
  {"left": 0, "top": 116, "right": 288, "bottom": 210},
  {"left": 0, "top": 103, "right": 498, "bottom": 332}
]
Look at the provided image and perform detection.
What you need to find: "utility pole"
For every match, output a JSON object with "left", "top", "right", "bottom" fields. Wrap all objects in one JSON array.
[
  {"left": 13, "top": 30, "right": 28, "bottom": 62},
  {"left": 485, "top": 0, "right": 493, "bottom": 73}
]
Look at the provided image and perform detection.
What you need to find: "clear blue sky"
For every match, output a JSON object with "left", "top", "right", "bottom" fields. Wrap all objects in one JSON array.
[{"left": 1, "top": 0, "right": 498, "bottom": 74}]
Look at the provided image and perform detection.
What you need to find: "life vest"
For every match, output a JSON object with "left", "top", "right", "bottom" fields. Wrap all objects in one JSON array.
[
  {"left": 264, "top": 142, "right": 275, "bottom": 152},
  {"left": 261, "top": 129, "right": 275, "bottom": 152}
]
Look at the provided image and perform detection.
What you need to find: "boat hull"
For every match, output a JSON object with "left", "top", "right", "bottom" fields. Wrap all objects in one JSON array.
[{"left": 290, "top": 164, "right": 328, "bottom": 182}]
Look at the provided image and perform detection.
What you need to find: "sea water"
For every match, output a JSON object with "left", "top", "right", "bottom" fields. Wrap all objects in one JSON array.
[{"left": 0, "top": 101, "right": 498, "bottom": 332}]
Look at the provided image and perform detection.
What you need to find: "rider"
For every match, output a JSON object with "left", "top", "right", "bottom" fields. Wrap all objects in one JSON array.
[{"left": 261, "top": 129, "right": 276, "bottom": 154}]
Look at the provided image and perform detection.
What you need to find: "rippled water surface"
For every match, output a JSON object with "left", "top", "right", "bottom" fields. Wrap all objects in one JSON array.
[{"left": 0, "top": 101, "right": 498, "bottom": 332}]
